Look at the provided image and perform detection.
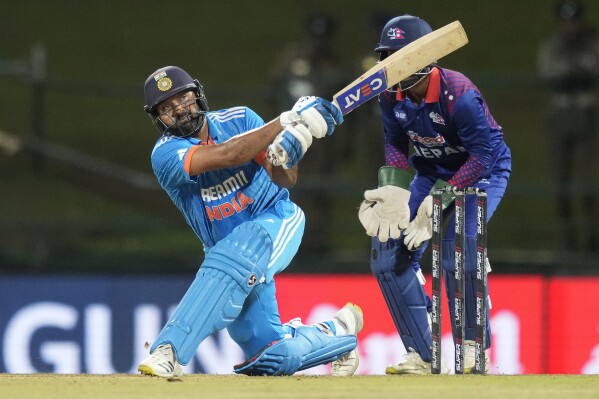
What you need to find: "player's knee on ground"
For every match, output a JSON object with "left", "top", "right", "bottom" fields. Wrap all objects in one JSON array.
[
  {"left": 226, "top": 280, "right": 287, "bottom": 358},
  {"left": 233, "top": 325, "right": 357, "bottom": 376}
]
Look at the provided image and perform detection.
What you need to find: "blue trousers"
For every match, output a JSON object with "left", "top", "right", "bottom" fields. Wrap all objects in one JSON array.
[
  {"left": 225, "top": 200, "right": 305, "bottom": 358},
  {"left": 407, "top": 172, "right": 510, "bottom": 269}
]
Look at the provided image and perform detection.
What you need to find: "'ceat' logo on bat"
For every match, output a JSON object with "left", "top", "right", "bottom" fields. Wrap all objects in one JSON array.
[{"left": 336, "top": 69, "right": 387, "bottom": 114}]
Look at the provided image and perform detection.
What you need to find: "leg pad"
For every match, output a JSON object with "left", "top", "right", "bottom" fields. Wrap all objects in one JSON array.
[
  {"left": 151, "top": 222, "right": 272, "bottom": 364},
  {"left": 371, "top": 238, "right": 432, "bottom": 361}
]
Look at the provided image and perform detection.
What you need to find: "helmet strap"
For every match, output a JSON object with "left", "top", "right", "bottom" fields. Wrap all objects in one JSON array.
[{"left": 150, "top": 110, "right": 206, "bottom": 138}]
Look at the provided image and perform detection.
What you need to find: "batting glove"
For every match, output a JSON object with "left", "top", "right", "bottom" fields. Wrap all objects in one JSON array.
[
  {"left": 292, "top": 96, "right": 344, "bottom": 138},
  {"left": 266, "top": 124, "right": 313, "bottom": 169}
]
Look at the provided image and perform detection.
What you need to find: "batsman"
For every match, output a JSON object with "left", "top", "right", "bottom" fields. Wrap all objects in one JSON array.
[
  {"left": 138, "top": 66, "right": 363, "bottom": 378},
  {"left": 358, "top": 15, "right": 511, "bottom": 374}
]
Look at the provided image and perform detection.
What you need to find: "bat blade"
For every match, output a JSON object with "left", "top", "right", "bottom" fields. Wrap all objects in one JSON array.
[{"left": 333, "top": 20, "right": 468, "bottom": 115}]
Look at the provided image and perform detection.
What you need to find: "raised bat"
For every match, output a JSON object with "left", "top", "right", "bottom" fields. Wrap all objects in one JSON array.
[{"left": 333, "top": 20, "right": 469, "bottom": 115}]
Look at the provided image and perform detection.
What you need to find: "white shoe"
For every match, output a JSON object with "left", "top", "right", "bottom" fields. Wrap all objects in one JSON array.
[
  {"left": 332, "top": 348, "right": 360, "bottom": 377},
  {"left": 386, "top": 348, "right": 450, "bottom": 375},
  {"left": 331, "top": 303, "right": 364, "bottom": 376},
  {"left": 464, "top": 340, "right": 490, "bottom": 373},
  {"left": 138, "top": 344, "right": 184, "bottom": 378}
]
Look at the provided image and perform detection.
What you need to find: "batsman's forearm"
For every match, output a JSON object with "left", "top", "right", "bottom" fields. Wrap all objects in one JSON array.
[
  {"left": 224, "top": 119, "right": 284, "bottom": 164},
  {"left": 270, "top": 164, "right": 298, "bottom": 188},
  {"left": 188, "top": 119, "right": 283, "bottom": 174}
]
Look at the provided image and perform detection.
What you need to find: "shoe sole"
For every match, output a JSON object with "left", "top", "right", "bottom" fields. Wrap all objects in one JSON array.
[
  {"left": 138, "top": 365, "right": 163, "bottom": 377},
  {"left": 331, "top": 304, "right": 362, "bottom": 377},
  {"left": 331, "top": 349, "right": 359, "bottom": 377},
  {"left": 344, "top": 303, "right": 364, "bottom": 333},
  {"left": 386, "top": 367, "right": 451, "bottom": 375},
  {"left": 464, "top": 366, "right": 490, "bottom": 374},
  {"left": 464, "top": 341, "right": 490, "bottom": 373},
  {"left": 464, "top": 352, "right": 490, "bottom": 374},
  {"left": 385, "top": 366, "right": 431, "bottom": 375},
  {"left": 330, "top": 303, "right": 363, "bottom": 377},
  {"left": 138, "top": 365, "right": 182, "bottom": 378}
]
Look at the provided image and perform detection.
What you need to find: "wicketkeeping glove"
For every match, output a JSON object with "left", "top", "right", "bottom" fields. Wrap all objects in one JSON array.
[
  {"left": 403, "top": 179, "right": 454, "bottom": 250},
  {"left": 266, "top": 124, "right": 313, "bottom": 169},
  {"left": 403, "top": 195, "right": 433, "bottom": 250},
  {"left": 358, "top": 167, "right": 411, "bottom": 242}
]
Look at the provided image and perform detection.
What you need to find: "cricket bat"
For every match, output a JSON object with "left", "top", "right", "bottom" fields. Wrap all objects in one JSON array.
[{"left": 333, "top": 20, "right": 468, "bottom": 115}]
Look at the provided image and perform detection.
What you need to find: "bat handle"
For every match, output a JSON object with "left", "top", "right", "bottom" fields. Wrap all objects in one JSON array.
[{"left": 331, "top": 99, "right": 345, "bottom": 119}]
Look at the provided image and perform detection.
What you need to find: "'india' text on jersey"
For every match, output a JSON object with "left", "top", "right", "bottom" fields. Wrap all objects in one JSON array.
[{"left": 151, "top": 107, "right": 288, "bottom": 248}]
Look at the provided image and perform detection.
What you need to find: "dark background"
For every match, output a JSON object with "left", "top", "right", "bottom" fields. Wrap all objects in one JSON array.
[{"left": 1, "top": 0, "right": 598, "bottom": 275}]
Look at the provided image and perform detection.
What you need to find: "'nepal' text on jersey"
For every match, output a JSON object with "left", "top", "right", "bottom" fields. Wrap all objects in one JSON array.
[{"left": 379, "top": 67, "right": 511, "bottom": 187}]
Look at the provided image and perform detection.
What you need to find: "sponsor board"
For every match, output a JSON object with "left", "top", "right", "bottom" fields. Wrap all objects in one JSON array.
[{"left": 0, "top": 275, "right": 597, "bottom": 374}]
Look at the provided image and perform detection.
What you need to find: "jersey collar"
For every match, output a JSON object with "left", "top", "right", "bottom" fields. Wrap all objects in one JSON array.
[{"left": 395, "top": 67, "right": 440, "bottom": 103}]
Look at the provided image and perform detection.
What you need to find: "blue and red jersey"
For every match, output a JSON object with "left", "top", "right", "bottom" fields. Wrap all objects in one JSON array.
[
  {"left": 150, "top": 107, "right": 288, "bottom": 249},
  {"left": 379, "top": 66, "right": 511, "bottom": 187}
]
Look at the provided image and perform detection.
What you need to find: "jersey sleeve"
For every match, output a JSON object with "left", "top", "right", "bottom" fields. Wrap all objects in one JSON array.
[
  {"left": 243, "top": 107, "right": 269, "bottom": 164},
  {"left": 243, "top": 107, "right": 266, "bottom": 131},
  {"left": 151, "top": 137, "right": 196, "bottom": 190},
  {"left": 379, "top": 93, "right": 410, "bottom": 170},
  {"left": 448, "top": 90, "right": 494, "bottom": 188}
]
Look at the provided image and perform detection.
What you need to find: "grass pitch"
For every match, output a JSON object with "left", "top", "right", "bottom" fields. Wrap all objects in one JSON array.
[{"left": 1, "top": 374, "right": 598, "bottom": 399}]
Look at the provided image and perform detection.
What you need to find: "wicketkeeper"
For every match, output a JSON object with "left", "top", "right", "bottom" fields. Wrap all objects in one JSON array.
[{"left": 358, "top": 15, "right": 511, "bottom": 374}]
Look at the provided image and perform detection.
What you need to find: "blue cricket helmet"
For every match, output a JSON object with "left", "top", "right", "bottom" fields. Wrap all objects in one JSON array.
[
  {"left": 143, "top": 66, "right": 207, "bottom": 113},
  {"left": 375, "top": 15, "right": 433, "bottom": 53},
  {"left": 375, "top": 15, "right": 435, "bottom": 91},
  {"left": 143, "top": 66, "right": 209, "bottom": 137}
]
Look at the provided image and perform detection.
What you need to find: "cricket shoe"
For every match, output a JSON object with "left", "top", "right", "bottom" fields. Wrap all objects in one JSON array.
[
  {"left": 385, "top": 347, "right": 450, "bottom": 375},
  {"left": 138, "top": 344, "right": 184, "bottom": 378},
  {"left": 331, "top": 303, "right": 364, "bottom": 376},
  {"left": 464, "top": 340, "right": 490, "bottom": 373}
]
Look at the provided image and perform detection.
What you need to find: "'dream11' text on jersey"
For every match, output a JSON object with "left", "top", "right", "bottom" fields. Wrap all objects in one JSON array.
[{"left": 150, "top": 107, "right": 289, "bottom": 248}]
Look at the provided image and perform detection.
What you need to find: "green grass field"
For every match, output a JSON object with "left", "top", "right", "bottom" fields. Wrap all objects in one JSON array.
[{"left": 1, "top": 374, "right": 599, "bottom": 399}]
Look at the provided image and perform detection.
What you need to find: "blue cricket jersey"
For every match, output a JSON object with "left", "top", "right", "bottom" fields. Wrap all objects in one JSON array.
[
  {"left": 150, "top": 106, "right": 288, "bottom": 248},
  {"left": 379, "top": 67, "right": 511, "bottom": 187}
]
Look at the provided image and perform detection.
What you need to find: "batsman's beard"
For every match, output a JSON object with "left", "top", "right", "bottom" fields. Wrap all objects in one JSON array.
[{"left": 169, "top": 111, "right": 203, "bottom": 137}]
